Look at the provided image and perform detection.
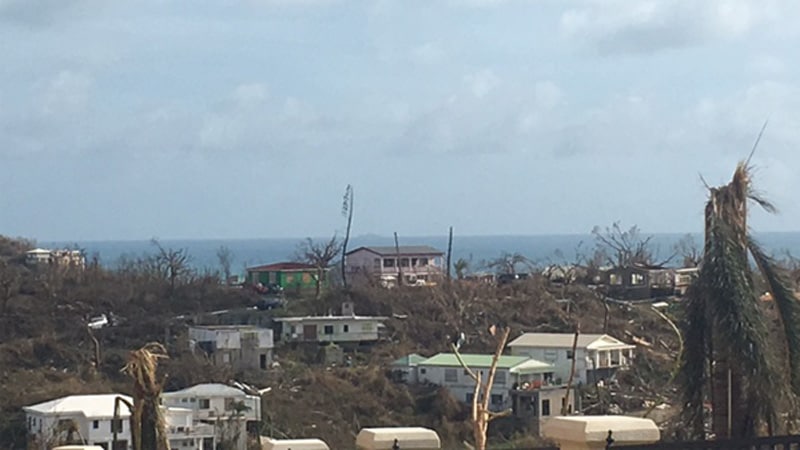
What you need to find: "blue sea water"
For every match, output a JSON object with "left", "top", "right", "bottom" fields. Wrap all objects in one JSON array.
[{"left": 42, "top": 232, "right": 800, "bottom": 276}]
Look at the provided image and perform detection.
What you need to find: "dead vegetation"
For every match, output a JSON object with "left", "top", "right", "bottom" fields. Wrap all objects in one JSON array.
[{"left": 0, "top": 237, "right": 687, "bottom": 449}]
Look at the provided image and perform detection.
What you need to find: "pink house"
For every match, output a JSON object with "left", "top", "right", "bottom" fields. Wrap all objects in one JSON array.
[{"left": 344, "top": 246, "right": 445, "bottom": 285}]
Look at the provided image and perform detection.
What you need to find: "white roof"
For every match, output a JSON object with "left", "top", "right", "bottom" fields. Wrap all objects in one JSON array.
[
  {"left": 509, "top": 359, "right": 555, "bottom": 374},
  {"left": 274, "top": 315, "right": 388, "bottom": 323},
  {"left": 164, "top": 383, "right": 249, "bottom": 398},
  {"left": 260, "top": 437, "right": 330, "bottom": 450},
  {"left": 23, "top": 394, "right": 133, "bottom": 419},
  {"left": 507, "top": 333, "right": 634, "bottom": 350},
  {"left": 355, "top": 427, "right": 441, "bottom": 449},
  {"left": 26, "top": 248, "right": 51, "bottom": 254}
]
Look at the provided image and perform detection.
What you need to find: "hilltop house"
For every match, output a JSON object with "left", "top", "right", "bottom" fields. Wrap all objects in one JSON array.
[
  {"left": 603, "top": 264, "right": 675, "bottom": 300},
  {"left": 507, "top": 333, "right": 635, "bottom": 384},
  {"left": 390, "top": 353, "right": 426, "bottom": 383},
  {"left": 273, "top": 303, "right": 387, "bottom": 347},
  {"left": 25, "top": 248, "right": 85, "bottom": 269},
  {"left": 246, "top": 262, "right": 325, "bottom": 292},
  {"left": 674, "top": 267, "right": 699, "bottom": 296},
  {"left": 23, "top": 394, "right": 215, "bottom": 450},
  {"left": 344, "top": 245, "right": 444, "bottom": 286},
  {"left": 162, "top": 383, "right": 261, "bottom": 450},
  {"left": 188, "top": 325, "right": 274, "bottom": 371}
]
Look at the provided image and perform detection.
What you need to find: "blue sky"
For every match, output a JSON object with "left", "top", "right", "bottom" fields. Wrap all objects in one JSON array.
[{"left": 2, "top": 0, "right": 799, "bottom": 241}]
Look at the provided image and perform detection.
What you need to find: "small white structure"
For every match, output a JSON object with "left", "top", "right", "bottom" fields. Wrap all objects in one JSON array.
[
  {"left": 25, "top": 248, "right": 85, "bottom": 269},
  {"left": 23, "top": 394, "right": 215, "bottom": 450},
  {"left": 507, "top": 333, "right": 635, "bottom": 384},
  {"left": 260, "top": 436, "right": 330, "bottom": 450},
  {"left": 163, "top": 383, "right": 261, "bottom": 450},
  {"left": 274, "top": 310, "right": 388, "bottom": 345},
  {"left": 189, "top": 325, "right": 274, "bottom": 370},
  {"left": 390, "top": 353, "right": 426, "bottom": 383},
  {"left": 542, "top": 416, "right": 660, "bottom": 450},
  {"left": 356, "top": 427, "right": 441, "bottom": 450}
]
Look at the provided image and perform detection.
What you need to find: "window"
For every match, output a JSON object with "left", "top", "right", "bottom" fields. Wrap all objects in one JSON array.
[
  {"left": 93, "top": 420, "right": 99, "bottom": 429},
  {"left": 466, "top": 393, "right": 474, "bottom": 403},
  {"left": 566, "top": 350, "right": 574, "bottom": 359},
  {"left": 544, "top": 349, "right": 558, "bottom": 362},
  {"left": 324, "top": 325, "right": 334, "bottom": 335},
  {"left": 542, "top": 399, "right": 551, "bottom": 416},
  {"left": 609, "top": 273, "right": 622, "bottom": 285},
  {"left": 494, "top": 370, "right": 506, "bottom": 385},
  {"left": 343, "top": 325, "right": 349, "bottom": 333},
  {"left": 362, "top": 323, "right": 373, "bottom": 331},
  {"left": 400, "top": 258, "right": 409, "bottom": 267},
  {"left": 419, "top": 368, "right": 427, "bottom": 375},
  {"left": 631, "top": 273, "right": 645, "bottom": 285},
  {"left": 199, "top": 399, "right": 210, "bottom": 409},
  {"left": 111, "top": 419, "right": 123, "bottom": 433},
  {"left": 181, "top": 398, "right": 188, "bottom": 403},
  {"left": 491, "top": 394, "right": 503, "bottom": 406},
  {"left": 383, "top": 258, "right": 395, "bottom": 268},
  {"left": 224, "top": 398, "right": 236, "bottom": 411},
  {"left": 463, "top": 369, "right": 470, "bottom": 375},
  {"left": 444, "top": 368, "right": 458, "bottom": 382},
  {"left": 411, "top": 258, "right": 418, "bottom": 266},
  {"left": 419, "top": 258, "right": 428, "bottom": 266},
  {"left": 373, "top": 258, "right": 380, "bottom": 268}
]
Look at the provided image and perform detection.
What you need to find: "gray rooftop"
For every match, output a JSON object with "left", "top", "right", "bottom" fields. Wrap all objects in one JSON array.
[{"left": 346, "top": 245, "right": 444, "bottom": 256}]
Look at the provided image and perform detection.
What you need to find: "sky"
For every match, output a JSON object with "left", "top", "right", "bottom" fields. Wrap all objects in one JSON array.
[{"left": 1, "top": 0, "right": 800, "bottom": 241}]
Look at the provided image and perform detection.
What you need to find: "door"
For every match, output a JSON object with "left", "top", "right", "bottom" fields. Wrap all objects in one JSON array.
[
  {"left": 260, "top": 353, "right": 267, "bottom": 369},
  {"left": 303, "top": 324, "right": 317, "bottom": 341}
]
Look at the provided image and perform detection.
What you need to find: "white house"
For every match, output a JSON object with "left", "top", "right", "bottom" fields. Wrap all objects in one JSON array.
[
  {"left": 344, "top": 246, "right": 444, "bottom": 285},
  {"left": 273, "top": 303, "right": 388, "bottom": 346},
  {"left": 22, "top": 394, "right": 215, "bottom": 450},
  {"left": 412, "top": 353, "right": 564, "bottom": 411},
  {"left": 162, "top": 383, "right": 261, "bottom": 450},
  {"left": 188, "top": 325, "right": 274, "bottom": 371},
  {"left": 507, "top": 333, "right": 636, "bottom": 384},
  {"left": 25, "top": 248, "right": 86, "bottom": 269}
]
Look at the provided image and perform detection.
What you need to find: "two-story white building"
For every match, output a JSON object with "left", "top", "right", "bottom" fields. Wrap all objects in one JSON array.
[
  {"left": 188, "top": 325, "right": 274, "bottom": 371},
  {"left": 25, "top": 248, "right": 86, "bottom": 269},
  {"left": 413, "top": 353, "right": 563, "bottom": 410},
  {"left": 22, "top": 394, "right": 215, "bottom": 450},
  {"left": 162, "top": 383, "right": 261, "bottom": 450},
  {"left": 507, "top": 333, "right": 636, "bottom": 385},
  {"left": 344, "top": 246, "right": 445, "bottom": 286}
]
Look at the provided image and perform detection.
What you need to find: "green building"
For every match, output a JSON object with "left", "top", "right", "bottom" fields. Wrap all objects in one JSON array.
[{"left": 246, "top": 262, "right": 327, "bottom": 291}]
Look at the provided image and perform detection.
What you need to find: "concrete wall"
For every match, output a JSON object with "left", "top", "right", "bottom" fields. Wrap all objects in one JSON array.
[
  {"left": 417, "top": 365, "right": 513, "bottom": 409},
  {"left": 279, "top": 318, "right": 384, "bottom": 343},
  {"left": 509, "top": 347, "right": 589, "bottom": 384}
]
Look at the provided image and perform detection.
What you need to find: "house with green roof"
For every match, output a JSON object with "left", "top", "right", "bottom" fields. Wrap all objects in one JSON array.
[{"left": 390, "top": 353, "right": 426, "bottom": 383}]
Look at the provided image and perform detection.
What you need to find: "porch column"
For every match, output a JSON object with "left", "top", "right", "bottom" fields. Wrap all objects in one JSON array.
[
  {"left": 542, "top": 416, "right": 659, "bottom": 450},
  {"left": 594, "top": 351, "right": 600, "bottom": 369}
]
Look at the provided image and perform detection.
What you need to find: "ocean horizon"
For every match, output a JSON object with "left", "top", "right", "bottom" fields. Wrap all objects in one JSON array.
[{"left": 41, "top": 232, "right": 800, "bottom": 276}]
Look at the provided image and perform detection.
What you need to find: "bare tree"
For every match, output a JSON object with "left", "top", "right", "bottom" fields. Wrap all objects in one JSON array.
[
  {"left": 486, "top": 252, "right": 532, "bottom": 275},
  {"left": 452, "top": 325, "right": 512, "bottom": 450},
  {"left": 297, "top": 236, "right": 341, "bottom": 299},
  {"left": 592, "top": 222, "right": 672, "bottom": 267},
  {"left": 341, "top": 185, "right": 354, "bottom": 289},
  {"left": 216, "top": 245, "right": 234, "bottom": 283},
  {"left": 674, "top": 233, "right": 701, "bottom": 268},
  {"left": 0, "top": 261, "right": 21, "bottom": 313},
  {"left": 151, "top": 239, "right": 192, "bottom": 295}
]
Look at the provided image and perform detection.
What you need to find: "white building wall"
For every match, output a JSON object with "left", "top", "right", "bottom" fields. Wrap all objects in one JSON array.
[
  {"left": 280, "top": 318, "right": 383, "bottom": 343},
  {"left": 509, "top": 347, "right": 590, "bottom": 384},
  {"left": 417, "top": 365, "right": 513, "bottom": 408},
  {"left": 26, "top": 412, "right": 132, "bottom": 450}
]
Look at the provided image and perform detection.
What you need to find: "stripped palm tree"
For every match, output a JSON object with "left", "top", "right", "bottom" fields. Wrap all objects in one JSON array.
[
  {"left": 678, "top": 160, "right": 800, "bottom": 439},
  {"left": 122, "top": 342, "right": 170, "bottom": 450}
]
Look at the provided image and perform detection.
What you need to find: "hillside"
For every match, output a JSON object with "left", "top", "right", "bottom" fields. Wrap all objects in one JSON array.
[{"left": 0, "top": 238, "right": 683, "bottom": 449}]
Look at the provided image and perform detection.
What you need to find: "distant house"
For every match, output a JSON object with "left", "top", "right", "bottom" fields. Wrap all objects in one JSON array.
[
  {"left": 603, "top": 264, "right": 675, "bottom": 300},
  {"left": 674, "top": 267, "right": 699, "bottom": 296},
  {"left": 390, "top": 353, "right": 426, "bottom": 383},
  {"left": 246, "top": 262, "right": 326, "bottom": 292},
  {"left": 507, "top": 333, "right": 635, "bottom": 384},
  {"left": 22, "top": 393, "right": 215, "bottom": 450},
  {"left": 25, "top": 248, "right": 85, "bottom": 269},
  {"left": 162, "top": 383, "right": 261, "bottom": 450},
  {"left": 273, "top": 302, "right": 387, "bottom": 346},
  {"left": 189, "top": 325, "right": 274, "bottom": 371},
  {"left": 344, "top": 246, "right": 444, "bottom": 286}
]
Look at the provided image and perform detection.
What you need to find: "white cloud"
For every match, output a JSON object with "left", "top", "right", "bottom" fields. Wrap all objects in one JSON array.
[
  {"left": 232, "top": 83, "right": 269, "bottom": 109},
  {"left": 410, "top": 41, "right": 444, "bottom": 64},
  {"left": 463, "top": 69, "right": 500, "bottom": 99},
  {"left": 40, "top": 70, "right": 92, "bottom": 115},
  {"left": 560, "top": 0, "right": 793, "bottom": 54}
]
